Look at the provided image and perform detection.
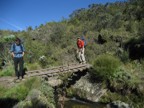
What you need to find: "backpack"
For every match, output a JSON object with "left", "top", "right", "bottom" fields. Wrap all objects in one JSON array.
[
  {"left": 13, "top": 43, "right": 24, "bottom": 52},
  {"left": 81, "top": 36, "right": 87, "bottom": 47}
]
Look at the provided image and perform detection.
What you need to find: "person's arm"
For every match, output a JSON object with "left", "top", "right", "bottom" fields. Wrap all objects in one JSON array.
[
  {"left": 10, "top": 44, "right": 15, "bottom": 58},
  {"left": 11, "top": 52, "right": 15, "bottom": 58},
  {"left": 22, "top": 52, "right": 25, "bottom": 57},
  {"left": 22, "top": 44, "right": 25, "bottom": 57}
]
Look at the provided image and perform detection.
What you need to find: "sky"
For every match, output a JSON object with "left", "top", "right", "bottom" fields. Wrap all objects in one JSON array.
[{"left": 0, "top": 0, "right": 124, "bottom": 31}]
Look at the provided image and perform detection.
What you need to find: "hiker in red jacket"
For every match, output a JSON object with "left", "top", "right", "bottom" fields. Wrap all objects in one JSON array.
[{"left": 77, "top": 37, "right": 86, "bottom": 64}]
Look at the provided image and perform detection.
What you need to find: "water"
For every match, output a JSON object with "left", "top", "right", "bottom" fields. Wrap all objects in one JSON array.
[{"left": 58, "top": 98, "right": 106, "bottom": 108}]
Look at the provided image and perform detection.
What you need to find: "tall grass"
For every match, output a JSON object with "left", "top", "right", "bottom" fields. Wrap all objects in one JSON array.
[
  {"left": 91, "top": 54, "right": 121, "bottom": 81},
  {"left": 0, "top": 64, "right": 15, "bottom": 77}
]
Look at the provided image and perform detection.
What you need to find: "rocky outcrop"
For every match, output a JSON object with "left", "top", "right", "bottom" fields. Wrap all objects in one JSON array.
[
  {"left": 107, "top": 101, "right": 133, "bottom": 108},
  {"left": 13, "top": 89, "right": 55, "bottom": 108},
  {"left": 67, "top": 73, "right": 107, "bottom": 102}
]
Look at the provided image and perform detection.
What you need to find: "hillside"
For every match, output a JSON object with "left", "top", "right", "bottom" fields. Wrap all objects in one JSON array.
[
  {"left": 0, "top": 0, "right": 144, "bottom": 107},
  {"left": 0, "top": 0, "right": 144, "bottom": 66}
]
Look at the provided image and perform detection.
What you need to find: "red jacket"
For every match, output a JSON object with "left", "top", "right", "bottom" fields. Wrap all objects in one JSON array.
[{"left": 77, "top": 39, "right": 84, "bottom": 48}]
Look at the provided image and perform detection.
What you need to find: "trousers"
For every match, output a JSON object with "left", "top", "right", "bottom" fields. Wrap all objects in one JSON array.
[
  {"left": 77, "top": 48, "right": 86, "bottom": 63},
  {"left": 13, "top": 57, "right": 24, "bottom": 78}
]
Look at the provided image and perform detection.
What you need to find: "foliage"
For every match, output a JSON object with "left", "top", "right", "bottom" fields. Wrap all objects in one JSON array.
[
  {"left": 116, "top": 49, "right": 130, "bottom": 63},
  {"left": 0, "top": 0, "right": 144, "bottom": 107},
  {"left": 26, "top": 62, "right": 41, "bottom": 70},
  {"left": 0, "top": 86, "right": 7, "bottom": 97},
  {"left": 0, "top": 0, "right": 144, "bottom": 68},
  {"left": 39, "top": 79, "right": 55, "bottom": 105},
  {"left": 100, "top": 91, "right": 144, "bottom": 108},
  {"left": 4, "top": 84, "right": 29, "bottom": 100},
  {"left": 0, "top": 77, "right": 55, "bottom": 107},
  {"left": 14, "top": 89, "right": 54, "bottom": 108},
  {"left": 0, "top": 64, "right": 15, "bottom": 77},
  {"left": 91, "top": 54, "right": 121, "bottom": 80}
]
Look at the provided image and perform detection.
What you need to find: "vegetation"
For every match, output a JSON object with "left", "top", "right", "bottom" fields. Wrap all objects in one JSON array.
[
  {"left": 0, "top": 64, "right": 15, "bottom": 76},
  {"left": 0, "top": 0, "right": 144, "bottom": 107},
  {"left": 0, "top": 77, "right": 55, "bottom": 107},
  {"left": 91, "top": 54, "right": 121, "bottom": 81},
  {"left": 100, "top": 91, "right": 144, "bottom": 108}
]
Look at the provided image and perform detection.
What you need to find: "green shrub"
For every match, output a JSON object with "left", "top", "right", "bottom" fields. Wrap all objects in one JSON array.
[
  {"left": 3, "top": 78, "right": 41, "bottom": 101},
  {"left": 92, "top": 54, "right": 121, "bottom": 80},
  {"left": 100, "top": 91, "right": 144, "bottom": 108},
  {"left": 4, "top": 85, "right": 29, "bottom": 100},
  {"left": 26, "top": 62, "right": 41, "bottom": 70},
  {"left": 0, "top": 86, "right": 7, "bottom": 97},
  {"left": 12, "top": 78, "right": 55, "bottom": 108},
  {"left": 39, "top": 80, "right": 55, "bottom": 106},
  {"left": 116, "top": 49, "right": 129, "bottom": 63},
  {"left": 0, "top": 65, "right": 15, "bottom": 77},
  {"left": 23, "top": 77, "right": 41, "bottom": 90}
]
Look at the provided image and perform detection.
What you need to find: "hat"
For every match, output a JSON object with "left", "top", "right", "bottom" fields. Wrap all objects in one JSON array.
[{"left": 77, "top": 37, "right": 80, "bottom": 39}]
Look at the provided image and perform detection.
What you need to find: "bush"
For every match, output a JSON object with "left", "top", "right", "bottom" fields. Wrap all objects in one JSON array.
[
  {"left": 0, "top": 64, "right": 15, "bottom": 77},
  {"left": 116, "top": 50, "right": 129, "bottom": 63},
  {"left": 39, "top": 80, "right": 55, "bottom": 106},
  {"left": 26, "top": 62, "right": 41, "bottom": 70},
  {"left": 13, "top": 78, "right": 55, "bottom": 108},
  {"left": 0, "top": 86, "right": 7, "bottom": 97},
  {"left": 2, "top": 77, "right": 40, "bottom": 101},
  {"left": 4, "top": 85, "right": 29, "bottom": 100},
  {"left": 0, "top": 77, "right": 55, "bottom": 107},
  {"left": 92, "top": 54, "right": 121, "bottom": 80}
]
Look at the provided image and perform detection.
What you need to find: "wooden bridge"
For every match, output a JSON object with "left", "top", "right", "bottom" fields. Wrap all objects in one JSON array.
[{"left": 0, "top": 63, "right": 92, "bottom": 87}]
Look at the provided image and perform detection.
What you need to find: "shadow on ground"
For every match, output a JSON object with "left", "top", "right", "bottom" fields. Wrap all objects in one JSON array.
[{"left": 0, "top": 98, "right": 19, "bottom": 108}]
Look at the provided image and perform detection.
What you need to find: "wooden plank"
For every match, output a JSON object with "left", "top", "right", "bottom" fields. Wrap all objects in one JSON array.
[
  {"left": 26, "top": 63, "right": 88, "bottom": 74},
  {"left": 28, "top": 64, "right": 90, "bottom": 77},
  {"left": 26, "top": 63, "right": 79, "bottom": 74},
  {"left": 0, "top": 63, "right": 92, "bottom": 87},
  {"left": 27, "top": 69, "right": 60, "bottom": 77}
]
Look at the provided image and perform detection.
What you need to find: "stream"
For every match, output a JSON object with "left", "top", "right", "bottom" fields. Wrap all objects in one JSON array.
[
  {"left": 55, "top": 71, "right": 107, "bottom": 108},
  {"left": 57, "top": 98, "right": 106, "bottom": 108}
]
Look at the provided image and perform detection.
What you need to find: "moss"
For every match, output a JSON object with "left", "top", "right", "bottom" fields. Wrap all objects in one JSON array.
[{"left": 66, "top": 87, "right": 87, "bottom": 99}]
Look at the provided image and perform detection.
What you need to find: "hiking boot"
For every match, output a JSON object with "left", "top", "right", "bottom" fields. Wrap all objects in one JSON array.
[
  {"left": 82, "top": 61, "right": 86, "bottom": 64},
  {"left": 15, "top": 78, "right": 20, "bottom": 83},
  {"left": 14, "top": 77, "right": 19, "bottom": 81},
  {"left": 21, "top": 78, "right": 25, "bottom": 81}
]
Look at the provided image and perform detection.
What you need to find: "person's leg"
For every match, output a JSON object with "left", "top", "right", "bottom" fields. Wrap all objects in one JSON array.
[
  {"left": 19, "top": 57, "right": 24, "bottom": 79},
  {"left": 81, "top": 48, "right": 86, "bottom": 63},
  {"left": 78, "top": 49, "right": 82, "bottom": 63},
  {"left": 14, "top": 58, "right": 19, "bottom": 79}
]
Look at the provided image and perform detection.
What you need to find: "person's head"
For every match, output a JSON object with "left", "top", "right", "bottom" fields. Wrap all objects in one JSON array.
[
  {"left": 15, "top": 38, "right": 21, "bottom": 45},
  {"left": 77, "top": 37, "right": 80, "bottom": 41}
]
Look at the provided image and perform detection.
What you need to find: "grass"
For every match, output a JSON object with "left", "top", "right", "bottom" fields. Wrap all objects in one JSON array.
[
  {"left": 0, "top": 64, "right": 15, "bottom": 77},
  {"left": 0, "top": 86, "right": 7, "bottom": 98},
  {"left": 91, "top": 54, "right": 121, "bottom": 81},
  {"left": 0, "top": 77, "right": 55, "bottom": 107},
  {"left": 100, "top": 91, "right": 144, "bottom": 108},
  {"left": 99, "top": 60, "right": 144, "bottom": 108},
  {"left": 26, "top": 62, "right": 41, "bottom": 71},
  {"left": 4, "top": 84, "right": 29, "bottom": 100}
]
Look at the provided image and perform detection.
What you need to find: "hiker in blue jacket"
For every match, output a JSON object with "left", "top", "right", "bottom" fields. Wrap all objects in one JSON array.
[{"left": 10, "top": 38, "right": 25, "bottom": 80}]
